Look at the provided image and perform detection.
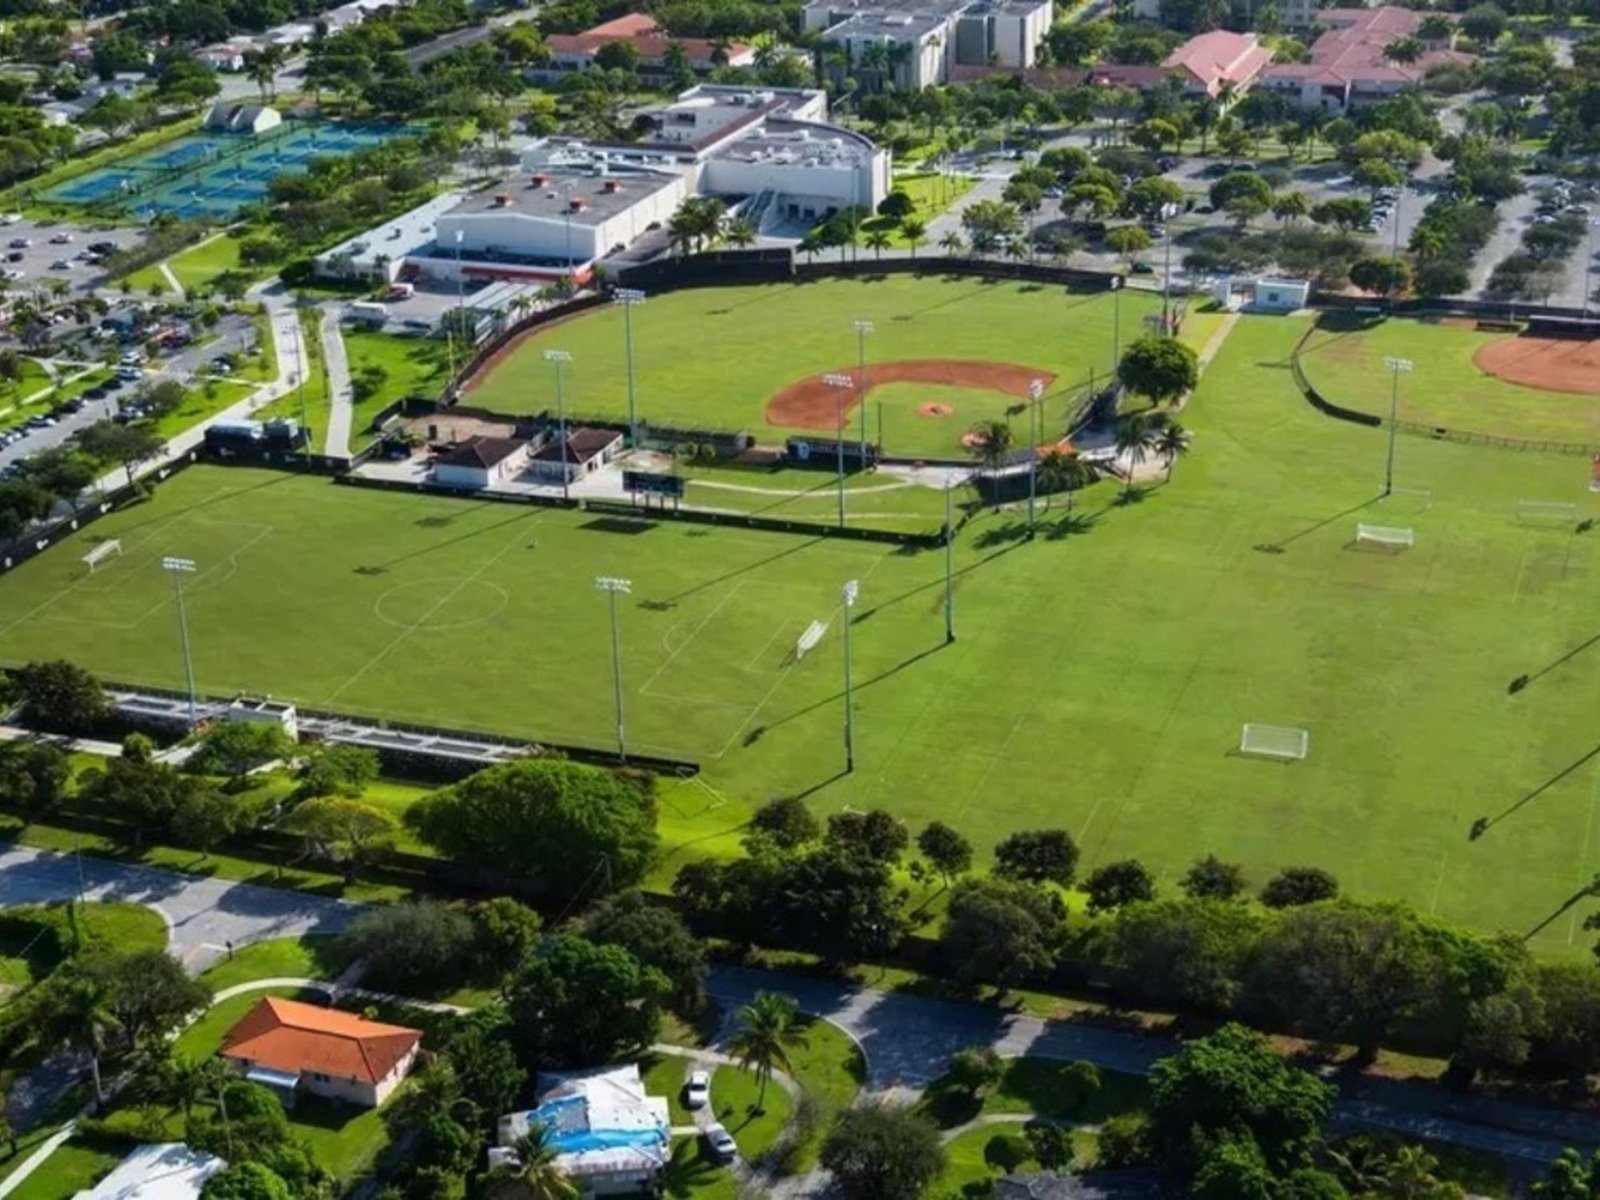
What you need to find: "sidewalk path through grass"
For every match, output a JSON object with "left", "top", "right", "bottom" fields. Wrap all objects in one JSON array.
[{"left": 322, "top": 307, "right": 353, "bottom": 459}]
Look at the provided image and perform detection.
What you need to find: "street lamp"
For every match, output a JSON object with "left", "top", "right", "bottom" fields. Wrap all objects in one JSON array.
[
  {"left": 1382, "top": 356, "right": 1412, "bottom": 497},
  {"left": 545, "top": 349, "right": 572, "bottom": 502},
  {"left": 853, "top": 319, "right": 873, "bottom": 465},
  {"left": 161, "top": 556, "right": 198, "bottom": 730},
  {"left": 841, "top": 578, "right": 859, "bottom": 773},
  {"left": 615, "top": 288, "right": 646, "bottom": 446},
  {"left": 595, "top": 576, "right": 631, "bottom": 762},
  {"left": 823, "top": 371, "right": 853, "bottom": 529}
]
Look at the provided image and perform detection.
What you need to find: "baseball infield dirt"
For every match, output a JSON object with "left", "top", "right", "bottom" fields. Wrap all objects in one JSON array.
[
  {"left": 1474, "top": 335, "right": 1600, "bottom": 396},
  {"left": 765, "top": 359, "right": 1057, "bottom": 430}
]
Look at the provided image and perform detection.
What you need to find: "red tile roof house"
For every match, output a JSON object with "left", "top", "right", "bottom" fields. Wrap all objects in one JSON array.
[
  {"left": 1260, "top": 7, "right": 1467, "bottom": 111},
  {"left": 1161, "top": 30, "right": 1274, "bottom": 98},
  {"left": 220, "top": 997, "right": 422, "bottom": 1108},
  {"left": 537, "top": 13, "right": 755, "bottom": 82}
]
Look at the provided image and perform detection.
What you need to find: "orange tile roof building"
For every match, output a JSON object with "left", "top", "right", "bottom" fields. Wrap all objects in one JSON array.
[
  {"left": 1260, "top": 7, "right": 1467, "bottom": 111},
  {"left": 220, "top": 997, "right": 422, "bottom": 1108},
  {"left": 539, "top": 13, "right": 755, "bottom": 81},
  {"left": 1161, "top": 30, "right": 1273, "bottom": 98}
]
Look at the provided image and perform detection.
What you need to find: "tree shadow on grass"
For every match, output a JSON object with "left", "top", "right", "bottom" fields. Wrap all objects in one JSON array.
[
  {"left": 660, "top": 1138, "right": 728, "bottom": 1199},
  {"left": 1042, "top": 512, "right": 1098, "bottom": 540}
]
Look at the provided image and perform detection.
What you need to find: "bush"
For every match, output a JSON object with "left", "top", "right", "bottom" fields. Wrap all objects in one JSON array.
[{"left": 339, "top": 902, "right": 475, "bottom": 994}]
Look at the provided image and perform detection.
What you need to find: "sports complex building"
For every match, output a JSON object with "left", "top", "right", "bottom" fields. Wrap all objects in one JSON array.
[{"left": 313, "top": 85, "right": 890, "bottom": 287}]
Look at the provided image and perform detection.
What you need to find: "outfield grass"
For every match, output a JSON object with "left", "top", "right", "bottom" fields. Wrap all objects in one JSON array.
[
  {"left": 14, "top": 310, "right": 1600, "bottom": 950},
  {"left": 1297, "top": 312, "right": 1600, "bottom": 444},
  {"left": 467, "top": 276, "right": 1160, "bottom": 458}
]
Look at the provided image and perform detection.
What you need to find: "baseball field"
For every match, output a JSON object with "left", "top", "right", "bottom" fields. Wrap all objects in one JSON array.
[
  {"left": 465, "top": 275, "right": 1187, "bottom": 459},
  {"left": 1298, "top": 311, "right": 1600, "bottom": 445},
  {"left": 5, "top": 305, "right": 1600, "bottom": 952}
]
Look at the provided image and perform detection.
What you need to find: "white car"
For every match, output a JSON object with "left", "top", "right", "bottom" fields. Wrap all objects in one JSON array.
[
  {"left": 49, "top": 232, "right": 71, "bottom": 244},
  {"left": 703, "top": 1123, "right": 737, "bottom": 1163},
  {"left": 684, "top": 1070, "right": 710, "bottom": 1110}
]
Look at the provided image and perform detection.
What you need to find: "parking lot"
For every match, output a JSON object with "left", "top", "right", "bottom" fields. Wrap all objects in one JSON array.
[{"left": 0, "top": 214, "right": 142, "bottom": 298}]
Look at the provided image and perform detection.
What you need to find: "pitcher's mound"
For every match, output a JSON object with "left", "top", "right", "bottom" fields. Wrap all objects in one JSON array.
[
  {"left": 918, "top": 402, "right": 955, "bottom": 418},
  {"left": 1475, "top": 335, "right": 1600, "bottom": 395}
]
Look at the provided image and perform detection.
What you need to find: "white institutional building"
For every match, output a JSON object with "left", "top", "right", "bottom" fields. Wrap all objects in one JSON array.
[
  {"left": 315, "top": 85, "right": 889, "bottom": 288},
  {"left": 803, "top": 0, "right": 1053, "bottom": 89}
]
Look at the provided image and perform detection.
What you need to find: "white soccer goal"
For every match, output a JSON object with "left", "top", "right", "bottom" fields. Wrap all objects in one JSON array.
[
  {"left": 1239, "top": 723, "right": 1310, "bottom": 762},
  {"left": 81, "top": 539, "right": 122, "bottom": 573},
  {"left": 795, "top": 619, "right": 828, "bottom": 661},
  {"left": 1356, "top": 523, "right": 1414, "bottom": 549},
  {"left": 1517, "top": 499, "right": 1578, "bottom": 524}
]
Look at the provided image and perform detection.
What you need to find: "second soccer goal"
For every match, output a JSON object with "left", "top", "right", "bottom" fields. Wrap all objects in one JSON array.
[{"left": 1239, "top": 723, "right": 1309, "bottom": 761}]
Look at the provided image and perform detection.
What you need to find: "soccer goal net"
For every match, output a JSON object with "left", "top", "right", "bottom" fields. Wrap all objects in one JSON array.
[
  {"left": 82, "top": 539, "right": 122, "bottom": 573},
  {"left": 1239, "top": 724, "right": 1310, "bottom": 761},
  {"left": 1517, "top": 499, "right": 1578, "bottom": 524},
  {"left": 1381, "top": 486, "right": 1433, "bottom": 512},
  {"left": 795, "top": 619, "right": 829, "bottom": 661},
  {"left": 1356, "top": 523, "right": 1414, "bottom": 549}
]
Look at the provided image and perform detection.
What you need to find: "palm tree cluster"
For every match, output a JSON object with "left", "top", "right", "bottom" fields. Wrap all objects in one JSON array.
[
  {"left": 666, "top": 196, "right": 728, "bottom": 256},
  {"left": 1114, "top": 411, "right": 1191, "bottom": 493}
]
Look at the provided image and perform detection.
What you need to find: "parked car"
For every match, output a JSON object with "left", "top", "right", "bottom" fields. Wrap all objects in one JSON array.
[
  {"left": 685, "top": 1071, "right": 710, "bottom": 1110},
  {"left": 8, "top": 237, "right": 30, "bottom": 249},
  {"left": 49, "top": 232, "right": 71, "bottom": 244},
  {"left": 703, "top": 1124, "right": 737, "bottom": 1163},
  {"left": 50, "top": 259, "right": 70, "bottom": 271}
]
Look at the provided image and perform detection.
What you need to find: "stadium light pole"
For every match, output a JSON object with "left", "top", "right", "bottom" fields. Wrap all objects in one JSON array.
[
  {"left": 161, "top": 556, "right": 198, "bottom": 731},
  {"left": 1027, "top": 377, "right": 1044, "bottom": 534},
  {"left": 615, "top": 288, "right": 646, "bottom": 446},
  {"left": 824, "top": 371, "right": 853, "bottom": 529},
  {"left": 595, "top": 576, "right": 631, "bottom": 763},
  {"left": 1584, "top": 219, "right": 1600, "bottom": 318},
  {"left": 453, "top": 228, "right": 465, "bottom": 361},
  {"left": 853, "top": 319, "right": 873, "bottom": 465},
  {"left": 943, "top": 484, "right": 955, "bottom": 643},
  {"left": 1382, "top": 356, "right": 1412, "bottom": 497},
  {"left": 545, "top": 349, "right": 572, "bottom": 502},
  {"left": 1108, "top": 276, "right": 1123, "bottom": 375},
  {"left": 841, "top": 578, "right": 859, "bottom": 773}
]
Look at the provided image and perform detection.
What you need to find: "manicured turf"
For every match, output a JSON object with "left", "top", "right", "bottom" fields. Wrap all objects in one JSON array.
[
  {"left": 14, "top": 310, "right": 1600, "bottom": 951},
  {"left": 920, "top": 1059, "right": 1149, "bottom": 1130},
  {"left": 3, "top": 1141, "right": 121, "bottom": 1200},
  {"left": 195, "top": 935, "right": 345, "bottom": 992},
  {"left": 710, "top": 1063, "right": 794, "bottom": 1163},
  {"left": 343, "top": 328, "right": 448, "bottom": 447},
  {"left": 467, "top": 276, "right": 1162, "bottom": 458},
  {"left": 1297, "top": 312, "right": 1600, "bottom": 444}
]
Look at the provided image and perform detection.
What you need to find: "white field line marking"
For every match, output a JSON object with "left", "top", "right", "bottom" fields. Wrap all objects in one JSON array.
[
  {"left": 636, "top": 581, "right": 745, "bottom": 699},
  {"left": 323, "top": 523, "right": 533, "bottom": 706}
]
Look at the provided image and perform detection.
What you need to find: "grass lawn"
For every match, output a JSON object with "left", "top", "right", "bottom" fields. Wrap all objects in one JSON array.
[
  {"left": 1297, "top": 312, "right": 1600, "bottom": 444},
  {"left": 166, "top": 234, "right": 249, "bottom": 294},
  {"left": 665, "top": 460, "right": 956, "bottom": 534},
  {"left": 73, "top": 901, "right": 169, "bottom": 953},
  {"left": 18, "top": 307, "right": 1600, "bottom": 952},
  {"left": 865, "top": 172, "right": 977, "bottom": 248},
  {"left": 466, "top": 276, "right": 1159, "bottom": 459},
  {"left": 709, "top": 1064, "right": 794, "bottom": 1162},
  {"left": 0, "top": 902, "right": 165, "bottom": 1001},
  {"left": 920, "top": 1059, "right": 1150, "bottom": 1130},
  {"left": 930, "top": 1124, "right": 1099, "bottom": 1200},
  {"left": 782, "top": 1015, "right": 865, "bottom": 1169},
  {"left": 146, "top": 379, "right": 255, "bottom": 442},
  {"left": 195, "top": 935, "right": 346, "bottom": 992},
  {"left": 642, "top": 1052, "right": 694, "bottom": 1126},
  {"left": 2, "top": 1140, "right": 122, "bottom": 1200},
  {"left": 291, "top": 1092, "right": 393, "bottom": 1180},
  {"left": 660, "top": 1136, "right": 736, "bottom": 1200},
  {"left": 343, "top": 329, "right": 447, "bottom": 447}
]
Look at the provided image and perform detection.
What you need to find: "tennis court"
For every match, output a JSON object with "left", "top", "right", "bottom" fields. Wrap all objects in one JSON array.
[{"left": 41, "top": 121, "right": 423, "bottom": 220}]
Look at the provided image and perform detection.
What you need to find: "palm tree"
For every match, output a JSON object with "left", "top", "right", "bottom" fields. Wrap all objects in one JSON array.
[
  {"left": 728, "top": 992, "right": 805, "bottom": 1114},
  {"left": 1113, "top": 414, "right": 1154, "bottom": 496},
  {"left": 939, "top": 230, "right": 965, "bottom": 256},
  {"left": 1152, "top": 419, "right": 1191, "bottom": 481},
  {"left": 967, "top": 418, "right": 1015, "bottom": 509},
  {"left": 799, "top": 229, "right": 824, "bottom": 263},
  {"left": 901, "top": 217, "right": 926, "bottom": 258},
  {"left": 724, "top": 218, "right": 757, "bottom": 248},
  {"left": 865, "top": 228, "right": 892, "bottom": 259},
  {"left": 50, "top": 975, "right": 120, "bottom": 1104},
  {"left": 491, "top": 1126, "right": 578, "bottom": 1200}
]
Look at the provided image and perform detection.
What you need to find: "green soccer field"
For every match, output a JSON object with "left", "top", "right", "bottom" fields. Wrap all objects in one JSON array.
[
  {"left": 466, "top": 275, "right": 1171, "bottom": 459},
  {"left": 7, "top": 312, "right": 1600, "bottom": 953},
  {"left": 1297, "top": 312, "right": 1600, "bottom": 444}
]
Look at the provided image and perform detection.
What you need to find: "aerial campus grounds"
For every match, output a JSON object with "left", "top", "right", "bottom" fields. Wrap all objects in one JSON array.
[{"left": 4, "top": 271, "right": 1600, "bottom": 952}]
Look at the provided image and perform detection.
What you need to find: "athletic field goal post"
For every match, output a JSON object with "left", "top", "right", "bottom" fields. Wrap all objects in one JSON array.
[
  {"left": 1239, "top": 724, "right": 1309, "bottom": 762},
  {"left": 795, "top": 619, "right": 828, "bottom": 661},
  {"left": 1356, "top": 523, "right": 1414, "bottom": 549},
  {"left": 82, "top": 539, "right": 122, "bottom": 573},
  {"left": 1517, "top": 499, "right": 1578, "bottom": 525}
]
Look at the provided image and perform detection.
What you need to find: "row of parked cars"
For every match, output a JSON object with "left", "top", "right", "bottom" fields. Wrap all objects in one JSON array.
[{"left": 683, "top": 1070, "right": 738, "bottom": 1163}]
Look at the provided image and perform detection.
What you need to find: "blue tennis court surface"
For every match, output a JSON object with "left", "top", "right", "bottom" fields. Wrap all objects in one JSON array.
[{"left": 41, "top": 121, "right": 422, "bottom": 219}]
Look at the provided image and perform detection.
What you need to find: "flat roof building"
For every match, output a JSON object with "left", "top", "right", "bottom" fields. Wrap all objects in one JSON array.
[{"left": 804, "top": 0, "right": 1053, "bottom": 88}]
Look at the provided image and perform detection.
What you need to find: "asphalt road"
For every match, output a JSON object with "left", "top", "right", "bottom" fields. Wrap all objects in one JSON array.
[{"left": 0, "top": 845, "right": 359, "bottom": 973}]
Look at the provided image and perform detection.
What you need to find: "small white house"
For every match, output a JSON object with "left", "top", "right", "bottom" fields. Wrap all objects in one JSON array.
[
  {"left": 72, "top": 1143, "right": 225, "bottom": 1200},
  {"left": 432, "top": 435, "right": 531, "bottom": 489},
  {"left": 226, "top": 697, "right": 298, "bottom": 740},
  {"left": 1252, "top": 277, "right": 1311, "bottom": 312}
]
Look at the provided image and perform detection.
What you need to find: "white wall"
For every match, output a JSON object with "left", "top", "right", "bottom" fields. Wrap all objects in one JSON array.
[
  {"left": 435, "top": 179, "right": 686, "bottom": 266},
  {"left": 702, "top": 149, "right": 886, "bottom": 214}
]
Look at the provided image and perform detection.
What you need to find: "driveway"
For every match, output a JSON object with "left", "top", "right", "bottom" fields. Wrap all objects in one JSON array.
[{"left": 0, "top": 845, "right": 358, "bottom": 973}]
